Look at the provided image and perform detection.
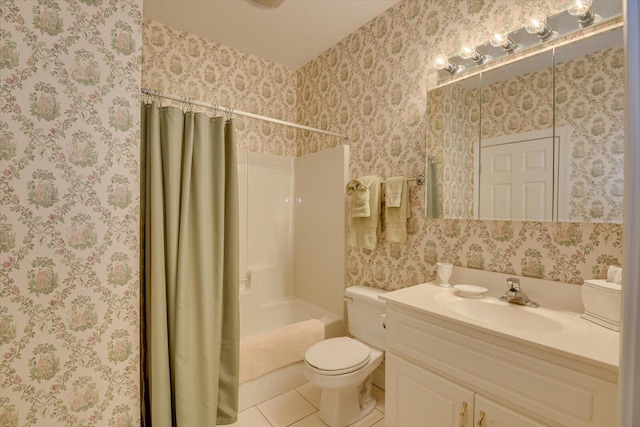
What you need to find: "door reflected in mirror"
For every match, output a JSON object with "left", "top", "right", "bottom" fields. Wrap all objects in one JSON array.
[{"left": 478, "top": 51, "right": 554, "bottom": 221}]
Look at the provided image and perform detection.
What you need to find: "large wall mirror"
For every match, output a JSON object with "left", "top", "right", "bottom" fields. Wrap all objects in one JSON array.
[{"left": 427, "top": 26, "right": 624, "bottom": 223}]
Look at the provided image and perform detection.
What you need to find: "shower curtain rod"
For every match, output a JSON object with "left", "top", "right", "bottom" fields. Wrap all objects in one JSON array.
[{"left": 141, "top": 88, "right": 349, "bottom": 139}]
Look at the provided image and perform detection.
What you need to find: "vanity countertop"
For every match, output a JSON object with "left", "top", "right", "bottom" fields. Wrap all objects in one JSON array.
[{"left": 380, "top": 283, "right": 620, "bottom": 372}]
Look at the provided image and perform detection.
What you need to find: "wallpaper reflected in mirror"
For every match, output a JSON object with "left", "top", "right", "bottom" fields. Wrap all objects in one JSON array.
[
  {"left": 478, "top": 51, "right": 554, "bottom": 222},
  {"left": 555, "top": 28, "right": 624, "bottom": 223},
  {"left": 427, "top": 27, "right": 624, "bottom": 224},
  {"left": 426, "top": 75, "right": 479, "bottom": 219}
]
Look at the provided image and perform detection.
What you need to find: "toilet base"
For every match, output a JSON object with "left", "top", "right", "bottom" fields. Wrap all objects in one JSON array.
[{"left": 318, "top": 374, "right": 376, "bottom": 427}]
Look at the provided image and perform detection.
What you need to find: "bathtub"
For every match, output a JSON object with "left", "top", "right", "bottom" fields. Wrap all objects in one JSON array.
[{"left": 238, "top": 295, "right": 344, "bottom": 411}]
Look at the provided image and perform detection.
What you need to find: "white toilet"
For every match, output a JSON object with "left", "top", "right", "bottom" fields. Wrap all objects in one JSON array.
[{"left": 304, "top": 286, "right": 386, "bottom": 427}]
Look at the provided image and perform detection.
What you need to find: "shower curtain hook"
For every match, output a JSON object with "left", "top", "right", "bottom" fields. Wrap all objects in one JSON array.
[
  {"left": 225, "top": 107, "right": 234, "bottom": 121},
  {"left": 211, "top": 102, "right": 219, "bottom": 117},
  {"left": 183, "top": 98, "right": 194, "bottom": 113}
]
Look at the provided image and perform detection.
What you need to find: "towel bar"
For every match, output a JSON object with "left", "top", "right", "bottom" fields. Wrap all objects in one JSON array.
[
  {"left": 381, "top": 174, "right": 425, "bottom": 186},
  {"left": 408, "top": 174, "right": 425, "bottom": 186}
]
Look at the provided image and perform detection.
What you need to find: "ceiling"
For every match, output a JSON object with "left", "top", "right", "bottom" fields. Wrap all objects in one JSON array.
[{"left": 143, "top": 0, "right": 401, "bottom": 69}]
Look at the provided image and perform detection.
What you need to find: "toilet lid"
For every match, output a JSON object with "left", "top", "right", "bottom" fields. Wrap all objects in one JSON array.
[{"left": 305, "top": 337, "right": 371, "bottom": 375}]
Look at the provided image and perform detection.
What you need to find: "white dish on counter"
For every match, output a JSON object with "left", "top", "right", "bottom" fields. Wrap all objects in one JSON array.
[{"left": 453, "top": 284, "right": 488, "bottom": 298}]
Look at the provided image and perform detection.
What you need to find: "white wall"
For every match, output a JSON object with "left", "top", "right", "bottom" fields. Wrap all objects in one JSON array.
[
  {"left": 239, "top": 151, "right": 294, "bottom": 306},
  {"left": 237, "top": 147, "right": 348, "bottom": 319},
  {"left": 293, "top": 146, "right": 349, "bottom": 317}
]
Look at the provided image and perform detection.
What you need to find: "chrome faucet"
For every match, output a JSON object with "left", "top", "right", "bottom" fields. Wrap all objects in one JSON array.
[{"left": 499, "top": 278, "right": 539, "bottom": 308}]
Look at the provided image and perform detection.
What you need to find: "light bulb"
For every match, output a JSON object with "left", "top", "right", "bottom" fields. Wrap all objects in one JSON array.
[
  {"left": 459, "top": 45, "right": 487, "bottom": 64},
  {"left": 433, "top": 54, "right": 458, "bottom": 73},
  {"left": 567, "top": 0, "right": 593, "bottom": 16},
  {"left": 567, "top": 0, "right": 597, "bottom": 27},
  {"left": 490, "top": 33, "right": 508, "bottom": 48},
  {"left": 460, "top": 45, "right": 476, "bottom": 59},
  {"left": 433, "top": 54, "right": 449, "bottom": 70},
  {"left": 490, "top": 32, "right": 518, "bottom": 52},
  {"left": 525, "top": 15, "right": 554, "bottom": 41},
  {"left": 526, "top": 16, "right": 546, "bottom": 33}
]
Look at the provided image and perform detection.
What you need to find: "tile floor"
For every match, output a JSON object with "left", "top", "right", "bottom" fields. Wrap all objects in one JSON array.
[{"left": 229, "top": 383, "right": 385, "bottom": 427}]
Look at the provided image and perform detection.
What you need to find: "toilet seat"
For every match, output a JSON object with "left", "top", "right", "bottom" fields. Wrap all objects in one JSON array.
[{"left": 305, "top": 337, "right": 371, "bottom": 375}]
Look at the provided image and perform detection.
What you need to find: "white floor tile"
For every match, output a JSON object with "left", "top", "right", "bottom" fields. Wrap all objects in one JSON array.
[
  {"left": 237, "top": 383, "right": 385, "bottom": 427},
  {"left": 296, "top": 382, "right": 322, "bottom": 409},
  {"left": 289, "top": 412, "right": 327, "bottom": 427},
  {"left": 290, "top": 409, "right": 384, "bottom": 427},
  {"left": 257, "top": 390, "right": 316, "bottom": 427},
  {"left": 349, "top": 409, "right": 383, "bottom": 427},
  {"left": 226, "top": 407, "right": 272, "bottom": 427}
]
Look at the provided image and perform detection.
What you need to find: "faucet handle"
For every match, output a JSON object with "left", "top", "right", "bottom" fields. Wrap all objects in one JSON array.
[{"left": 507, "top": 277, "right": 520, "bottom": 291}]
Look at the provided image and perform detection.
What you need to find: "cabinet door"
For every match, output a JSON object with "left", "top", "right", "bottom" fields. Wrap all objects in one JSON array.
[
  {"left": 475, "top": 395, "right": 547, "bottom": 427},
  {"left": 386, "top": 353, "right": 475, "bottom": 427}
]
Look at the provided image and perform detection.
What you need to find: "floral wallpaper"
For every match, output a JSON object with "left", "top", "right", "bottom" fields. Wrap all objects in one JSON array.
[
  {"left": 142, "top": 19, "right": 298, "bottom": 157},
  {"left": 481, "top": 54, "right": 554, "bottom": 140},
  {"left": 557, "top": 45, "right": 625, "bottom": 222},
  {"left": 296, "top": 0, "right": 623, "bottom": 289},
  {"left": 475, "top": 44, "right": 623, "bottom": 223},
  {"left": 0, "top": 0, "right": 624, "bottom": 424},
  {"left": 1, "top": 0, "right": 141, "bottom": 425},
  {"left": 427, "top": 80, "right": 479, "bottom": 219}
]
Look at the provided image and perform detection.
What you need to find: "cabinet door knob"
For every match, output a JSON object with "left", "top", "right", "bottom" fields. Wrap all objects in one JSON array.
[
  {"left": 459, "top": 401, "right": 468, "bottom": 427},
  {"left": 477, "top": 410, "right": 485, "bottom": 427}
]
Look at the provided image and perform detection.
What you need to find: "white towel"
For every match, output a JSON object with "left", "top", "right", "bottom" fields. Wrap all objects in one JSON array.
[
  {"left": 348, "top": 176, "right": 382, "bottom": 250},
  {"left": 385, "top": 176, "right": 404, "bottom": 207},
  {"left": 346, "top": 179, "right": 370, "bottom": 218},
  {"left": 239, "top": 319, "right": 325, "bottom": 383},
  {"left": 385, "top": 177, "right": 409, "bottom": 243}
]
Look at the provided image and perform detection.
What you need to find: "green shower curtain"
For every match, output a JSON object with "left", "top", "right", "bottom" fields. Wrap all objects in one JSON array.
[{"left": 141, "top": 102, "right": 239, "bottom": 426}]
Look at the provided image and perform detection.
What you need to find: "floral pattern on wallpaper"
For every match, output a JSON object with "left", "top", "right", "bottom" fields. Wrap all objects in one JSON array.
[
  {"left": 142, "top": 19, "right": 298, "bottom": 157},
  {"left": 478, "top": 44, "right": 623, "bottom": 223},
  {"left": 481, "top": 56, "right": 554, "bottom": 139},
  {"left": 1, "top": 1, "right": 141, "bottom": 426},
  {"left": 427, "top": 81, "right": 479, "bottom": 219},
  {"left": 556, "top": 45, "right": 625, "bottom": 223},
  {"left": 296, "top": 0, "right": 623, "bottom": 289}
]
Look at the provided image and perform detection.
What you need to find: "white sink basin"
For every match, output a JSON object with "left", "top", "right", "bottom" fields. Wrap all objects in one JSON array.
[
  {"left": 446, "top": 298, "right": 564, "bottom": 332},
  {"left": 380, "top": 283, "right": 620, "bottom": 369}
]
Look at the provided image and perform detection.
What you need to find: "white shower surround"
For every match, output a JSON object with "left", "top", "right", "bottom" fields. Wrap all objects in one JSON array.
[{"left": 236, "top": 147, "right": 348, "bottom": 410}]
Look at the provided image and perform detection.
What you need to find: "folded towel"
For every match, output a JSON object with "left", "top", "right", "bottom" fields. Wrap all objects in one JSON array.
[
  {"left": 348, "top": 176, "right": 382, "bottom": 250},
  {"left": 426, "top": 159, "right": 440, "bottom": 219},
  {"left": 385, "top": 176, "right": 404, "bottom": 207},
  {"left": 346, "top": 179, "right": 370, "bottom": 218},
  {"left": 386, "top": 177, "right": 409, "bottom": 243},
  {"left": 239, "top": 319, "right": 325, "bottom": 383}
]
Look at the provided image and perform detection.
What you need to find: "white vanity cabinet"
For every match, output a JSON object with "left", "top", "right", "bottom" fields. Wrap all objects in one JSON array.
[
  {"left": 386, "top": 353, "right": 475, "bottom": 426},
  {"left": 383, "top": 301, "right": 619, "bottom": 427},
  {"left": 386, "top": 353, "right": 545, "bottom": 427},
  {"left": 474, "top": 395, "right": 547, "bottom": 427}
]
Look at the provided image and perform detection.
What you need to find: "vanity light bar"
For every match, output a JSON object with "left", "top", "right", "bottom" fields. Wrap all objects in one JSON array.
[{"left": 434, "top": 0, "right": 617, "bottom": 83}]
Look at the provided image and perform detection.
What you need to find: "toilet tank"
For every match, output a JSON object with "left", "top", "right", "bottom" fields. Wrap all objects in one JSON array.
[{"left": 345, "top": 286, "right": 386, "bottom": 349}]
